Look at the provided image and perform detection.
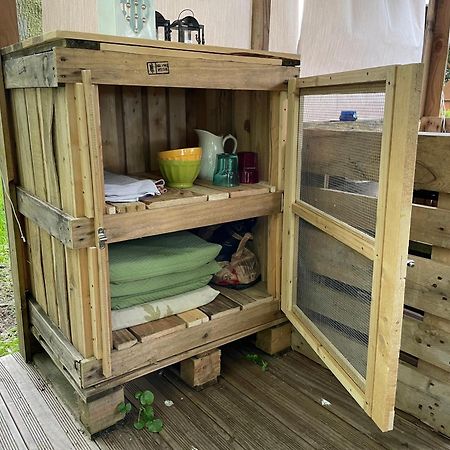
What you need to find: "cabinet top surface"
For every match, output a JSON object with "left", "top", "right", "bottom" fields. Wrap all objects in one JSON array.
[{"left": 1, "top": 30, "right": 300, "bottom": 65}]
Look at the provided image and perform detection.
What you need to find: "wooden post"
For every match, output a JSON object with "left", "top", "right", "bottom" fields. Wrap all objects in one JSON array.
[
  {"left": 420, "top": 0, "right": 450, "bottom": 130},
  {"left": 256, "top": 322, "right": 291, "bottom": 355},
  {"left": 78, "top": 386, "right": 125, "bottom": 435},
  {"left": 0, "top": 56, "right": 33, "bottom": 360},
  {"left": 0, "top": 0, "right": 19, "bottom": 48},
  {"left": 251, "top": 0, "right": 271, "bottom": 51},
  {"left": 180, "top": 349, "right": 221, "bottom": 389}
]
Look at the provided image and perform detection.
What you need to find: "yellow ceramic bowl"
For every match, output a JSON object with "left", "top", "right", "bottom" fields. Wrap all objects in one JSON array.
[{"left": 158, "top": 147, "right": 202, "bottom": 161}]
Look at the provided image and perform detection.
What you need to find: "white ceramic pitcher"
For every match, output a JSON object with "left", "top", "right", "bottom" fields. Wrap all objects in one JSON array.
[{"left": 195, "top": 129, "right": 238, "bottom": 181}]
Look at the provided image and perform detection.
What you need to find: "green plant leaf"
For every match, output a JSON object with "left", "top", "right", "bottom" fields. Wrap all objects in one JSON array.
[
  {"left": 142, "top": 405, "right": 154, "bottom": 420},
  {"left": 244, "top": 353, "right": 269, "bottom": 371},
  {"left": 140, "top": 390, "right": 154, "bottom": 406},
  {"left": 125, "top": 403, "right": 132, "bottom": 413},
  {"left": 135, "top": 391, "right": 142, "bottom": 400},
  {"left": 117, "top": 402, "right": 126, "bottom": 413},
  {"left": 147, "top": 418, "right": 164, "bottom": 433},
  {"left": 134, "top": 420, "right": 145, "bottom": 430}
]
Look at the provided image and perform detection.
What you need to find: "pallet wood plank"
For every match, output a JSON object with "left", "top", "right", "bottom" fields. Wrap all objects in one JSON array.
[
  {"left": 107, "top": 201, "right": 146, "bottom": 213},
  {"left": 140, "top": 188, "right": 207, "bottom": 209},
  {"left": 12, "top": 89, "right": 47, "bottom": 314},
  {"left": 130, "top": 315, "right": 187, "bottom": 342},
  {"left": 168, "top": 88, "right": 186, "bottom": 149},
  {"left": 112, "top": 329, "right": 137, "bottom": 350},
  {"left": 98, "top": 85, "right": 126, "bottom": 173},
  {"left": 199, "top": 295, "right": 241, "bottom": 320},
  {"left": 122, "top": 86, "right": 147, "bottom": 174},
  {"left": 82, "top": 70, "right": 112, "bottom": 376},
  {"left": 2, "top": 31, "right": 300, "bottom": 63},
  {"left": 216, "top": 286, "right": 258, "bottom": 309},
  {"left": 177, "top": 309, "right": 210, "bottom": 327},
  {"left": 60, "top": 84, "right": 94, "bottom": 357},
  {"left": 405, "top": 255, "right": 450, "bottom": 319},
  {"left": 4, "top": 51, "right": 57, "bottom": 88},
  {"left": 37, "top": 88, "right": 71, "bottom": 338},
  {"left": 188, "top": 184, "right": 230, "bottom": 201},
  {"left": 147, "top": 87, "right": 169, "bottom": 171},
  {"left": 54, "top": 48, "right": 296, "bottom": 91},
  {"left": 25, "top": 89, "right": 60, "bottom": 326}
]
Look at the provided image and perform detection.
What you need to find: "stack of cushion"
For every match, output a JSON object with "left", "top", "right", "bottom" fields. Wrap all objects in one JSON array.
[{"left": 109, "top": 231, "right": 221, "bottom": 330}]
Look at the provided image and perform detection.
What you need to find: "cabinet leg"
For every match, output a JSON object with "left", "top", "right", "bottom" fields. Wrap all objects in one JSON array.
[
  {"left": 256, "top": 322, "right": 291, "bottom": 355},
  {"left": 78, "top": 386, "right": 125, "bottom": 435},
  {"left": 180, "top": 349, "right": 221, "bottom": 389}
]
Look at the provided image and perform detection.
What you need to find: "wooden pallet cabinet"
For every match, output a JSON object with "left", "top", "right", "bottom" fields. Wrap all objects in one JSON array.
[{"left": 0, "top": 32, "right": 431, "bottom": 434}]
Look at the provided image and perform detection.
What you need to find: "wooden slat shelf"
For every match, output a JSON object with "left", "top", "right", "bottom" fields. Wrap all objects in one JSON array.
[
  {"left": 104, "top": 180, "right": 276, "bottom": 214},
  {"left": 29, "top": 281, "right": 285, "bottom": 391},
  {"left": 17, "top": 185, "right": 282, "bottom": 248}
]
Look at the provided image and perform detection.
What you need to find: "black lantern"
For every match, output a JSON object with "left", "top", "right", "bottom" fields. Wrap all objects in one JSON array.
[
  {"left": 170, "top": 9, "right": 205, "bottom": 45},
  {"left": 155, "top": 11, "right": 171, "bottom": 41}
]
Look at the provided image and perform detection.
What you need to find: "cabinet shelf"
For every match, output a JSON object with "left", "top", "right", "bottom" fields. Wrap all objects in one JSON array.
[
  {"left": 101, "top": 180, "right": 281, "bottom": 245},
  {"left": 16, "top": 185, "right": 282, "bottom": 249},
  {"left": 79, "top": 282, "right": 285, "bottom": 388}
]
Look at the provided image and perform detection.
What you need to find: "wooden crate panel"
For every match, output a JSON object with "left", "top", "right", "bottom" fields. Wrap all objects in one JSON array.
[
  {"left": 397, "top": 362, "right": 450, "bottom": 436},
  {"left": 401, "top": 315, "right": 450, "bottom": 372},
  {"left": 405, "top": 255, "right": 450, "bottom": 318}
]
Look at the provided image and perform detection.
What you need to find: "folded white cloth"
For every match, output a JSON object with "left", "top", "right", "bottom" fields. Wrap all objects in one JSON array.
[
  {"left": 105, "top": 171, "right": 161, "bottom": 202},
  {"left": 111, "top": 285, "right": 219, "bottom": 331}
]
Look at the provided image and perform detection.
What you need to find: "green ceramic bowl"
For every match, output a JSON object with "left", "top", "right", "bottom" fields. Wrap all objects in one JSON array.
[{"left": 159, "top": 159, "right": 201, "bottom": 188}]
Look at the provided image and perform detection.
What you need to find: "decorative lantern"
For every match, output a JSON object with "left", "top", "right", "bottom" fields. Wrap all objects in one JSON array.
[
  {"left": 155, "top": 11, "right": 171, "bottom": 41},
  {"left": 170, "top": 9, "right": 205, "bottom": 45}
]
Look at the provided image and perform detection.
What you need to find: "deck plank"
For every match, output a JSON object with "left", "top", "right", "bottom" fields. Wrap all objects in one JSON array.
[
  {"left": 128, "top": 377, "right": 238, "bottom": 450},
  {"left": 1, "top": 346, "right": 449, "bottom": 450},
  {"left": 0, "top": 395, "right": 27, "bottom": 450}
]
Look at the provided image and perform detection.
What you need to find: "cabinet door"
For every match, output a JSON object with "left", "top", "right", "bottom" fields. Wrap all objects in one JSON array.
[{"left": 281, "top": 64, "right": 422, "bottom": 431}]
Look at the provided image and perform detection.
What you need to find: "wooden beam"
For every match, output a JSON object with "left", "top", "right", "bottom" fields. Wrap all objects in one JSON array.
[
  {"left": 251, "top": 0, "right": 271, "bottom": 51},
  {"left": 53, "top": 47, "right": 295, "bottom": 91},
  {"left": 29, "top": 299, "right": 84, "bottom": 384},
  {"left": 421, "top": 0, "right": 450, "bottom": 121},
  {"left": 0, "top": 0, "right": 19, "bottom": 48},
  {"left": 16, "top": 187, "right": 92, "bottom": 249}
]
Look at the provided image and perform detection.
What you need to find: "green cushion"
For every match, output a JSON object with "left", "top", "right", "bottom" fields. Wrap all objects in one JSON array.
[
  {"left": 109, "top": 231, "right": 221, "bottom": 283},
  {"left": 111, "top": 275, "right": 212, "bottom": 310},
  {"left": 110, "top": 261, "right": 220, "bottom": 298}
]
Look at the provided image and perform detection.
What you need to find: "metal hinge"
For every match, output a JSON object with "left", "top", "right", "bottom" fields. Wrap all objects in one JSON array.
[
  {"left": 280, "top": 192, "right": 284, "bottom": 212},
  {"left": 97, "top": 227, "right": 107, "bottom": 249}
]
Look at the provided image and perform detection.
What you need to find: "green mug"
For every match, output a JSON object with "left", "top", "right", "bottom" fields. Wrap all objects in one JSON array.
[{"left": 213, "top": 153, "right": 240, "bottom": 187}]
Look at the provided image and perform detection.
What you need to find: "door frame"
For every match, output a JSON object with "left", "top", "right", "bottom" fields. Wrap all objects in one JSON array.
[{"left": 281, "top": 64, "right": 423, "bottom": 431}]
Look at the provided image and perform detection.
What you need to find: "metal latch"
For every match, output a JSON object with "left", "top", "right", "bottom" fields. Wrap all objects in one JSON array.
[
  {"left": 406, "top": 259, "right": 415, "bottom": 268},
  {"left": 97, "top": 227, "right": 107, "bottom": 249}
]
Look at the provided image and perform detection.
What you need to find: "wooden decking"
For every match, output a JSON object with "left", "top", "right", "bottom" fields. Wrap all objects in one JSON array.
[{"left": 1, "top": 344, "right": 450, "bottom": 450}]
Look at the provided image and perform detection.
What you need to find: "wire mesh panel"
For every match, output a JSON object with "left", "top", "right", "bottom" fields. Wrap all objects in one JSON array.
[
  {"left": 296, "top": 219, "right": 373, "bottom": 377},
  {"left": 285, "top": 65, "right": 422, "bottom": 431},
  {"left": 298, "top": 92, "right": 385, "bottom": 237}
]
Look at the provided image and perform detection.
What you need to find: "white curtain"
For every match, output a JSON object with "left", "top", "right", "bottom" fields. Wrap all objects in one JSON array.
[{"left": 298, "top": 0, "right": 426, "bottom": 76}]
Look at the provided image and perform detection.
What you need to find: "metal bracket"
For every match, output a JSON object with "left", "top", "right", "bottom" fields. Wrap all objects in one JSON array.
[{"left": 97, "top": 227, "right": 107, "bottom": 249}]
